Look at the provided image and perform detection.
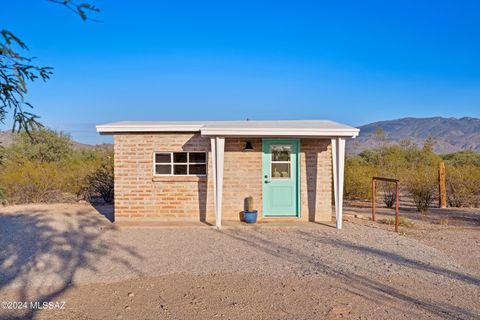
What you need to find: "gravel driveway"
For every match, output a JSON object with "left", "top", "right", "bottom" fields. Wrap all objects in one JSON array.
[{"left": 0, "top": 203, "right": 478, "bottom": 319}]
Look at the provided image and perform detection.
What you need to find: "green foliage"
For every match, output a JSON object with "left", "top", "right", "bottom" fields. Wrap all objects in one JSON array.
[
  {"left": 48, "top": 0, "right": 101, "bottom": 22},
  {"left": 348, "top": 143, "right": 480, "bottom": 209},
  {"left": 0, "top": 30, "right": 52, "bottom": 130},
  {"left": 0, "top": 3, "right": 104, "bottom": 203},
  {"left": 381, "top": 182, "right": 396, "bottom": 208},
  {"left": 82, "top": 156, "right": 114, "bottom": 203},
  {"left": 0, "top": 186, "right": 8, "bottom": 205},
  {"left": 0, "top": 128, "right": 113, "bottom": 204},
  {"left": 4, "top": 128, "right": 73, "bottom": 163},
  {"left": 1, "top": 2, "right": 99, "bottom": 131},
  {"left": 445, "top": 164, "right": 480, "bottom": 207},
  {"left": 405, "top": 145, "right": 440, "bottom": 212},
  {"left": 344, "top": 156, "right": 376, "bottom": 200},
  {"left": 0, "top": 160, "right": 62, "bottom": 203},
  {"left": 442, "top": 150, "right": 480, "bottom": 167},
  {"left": 423, "top": 134, "right": 436, "bottom": 153},
  {"left": 62, "top": 147, "right": 113, "bottom": 198},
  {"left": 346, "top": 137, "right": 444, "bottom": 212},
  {"left": 406, "top": 164, "right": 437, "bottom": 212}
]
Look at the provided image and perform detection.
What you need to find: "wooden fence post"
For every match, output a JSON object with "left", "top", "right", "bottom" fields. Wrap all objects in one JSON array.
[
  {"left": 438, "top": 161, "right": 446, "bottom": 208},
  {"left": 372, "top": 178, "right": 376, "bottom": 221}
]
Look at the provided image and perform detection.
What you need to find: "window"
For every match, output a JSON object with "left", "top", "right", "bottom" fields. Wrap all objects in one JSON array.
[
  {"left": 270, "top": 145, "right": 291, "bottom": 179},
  {"left": 154, "top": 152, "right": 207, "bottom": 176}
]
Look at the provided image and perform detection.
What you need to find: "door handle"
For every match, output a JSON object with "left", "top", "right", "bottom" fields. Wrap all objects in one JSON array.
[
  {"left": 264, "top": 175, "right": 271, "bottom": 184},
  {"left": 265, "top": 180, "right": 271, "bottom": 183}
]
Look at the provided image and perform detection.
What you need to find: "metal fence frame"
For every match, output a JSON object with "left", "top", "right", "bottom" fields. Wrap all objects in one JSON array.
[{"left": 372, "top": 176, "right": 400, "bottom": 232}]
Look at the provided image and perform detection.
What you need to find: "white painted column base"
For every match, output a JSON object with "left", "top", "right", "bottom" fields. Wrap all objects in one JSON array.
[
  {"left": 331, "top": 137, "right": 346, "bottom": 229},
  {"left": 211, "top": 137, "right": 225, "bottom": 228}
]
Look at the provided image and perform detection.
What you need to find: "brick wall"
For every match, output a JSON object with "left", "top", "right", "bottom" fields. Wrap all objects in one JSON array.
[
  {"left": 114, "top": 133, "right": 332, "bottom": 222},
  {"left": 222, "top": 138, "right": 263, "bottom": 221},
  {"left": 114, "top": 133, "right": 214, "bottom": 222},
  {"left": 299, "top": 138, "right": 333, "bottom": 221}
]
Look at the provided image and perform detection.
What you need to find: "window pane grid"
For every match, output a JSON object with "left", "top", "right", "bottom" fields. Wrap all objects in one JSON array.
[
  {"left": 270, "top": 145, "right": 292, "bottom": 179},
  {"left": 154, "top": 152, "right": 207, "bottom": 176}
]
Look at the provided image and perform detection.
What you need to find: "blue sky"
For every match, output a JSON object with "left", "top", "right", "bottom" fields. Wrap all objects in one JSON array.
[{"left": 2, "top": 0, "right": 480, "bottom": 144}]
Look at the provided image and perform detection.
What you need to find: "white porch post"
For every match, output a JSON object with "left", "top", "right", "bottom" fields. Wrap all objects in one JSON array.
[
  {"left": 331, "top": 137, "right": 346, "bottom": 229},
  {"left": 210, "top": 136, "right": 225, "bottom": 228}
]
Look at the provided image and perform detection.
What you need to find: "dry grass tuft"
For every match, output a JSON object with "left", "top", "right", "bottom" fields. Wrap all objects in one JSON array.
[{"left": 378, "top": 216, "right": 415, "bottom": 228}]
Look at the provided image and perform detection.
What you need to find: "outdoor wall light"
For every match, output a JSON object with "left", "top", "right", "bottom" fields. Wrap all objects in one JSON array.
[{"left": 244, "top": 141, "right": 254, "bottom": 151}]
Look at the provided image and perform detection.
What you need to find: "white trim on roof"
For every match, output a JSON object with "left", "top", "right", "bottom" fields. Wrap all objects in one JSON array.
[
  {"left": 96, "top": 120, "right": 359, "bottom": 138},
  {"left": 200, "top": 128, "right": 359, "bottom": 137},
  {"left": 96, "top": 121, "right": 205, "bottom": 133}
]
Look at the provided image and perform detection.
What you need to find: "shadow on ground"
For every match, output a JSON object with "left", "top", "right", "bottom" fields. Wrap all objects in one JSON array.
[
  {"left": 221, "top": 228, "right": 480, "bottom": 319},
  {"left": 92, "top": 203, "right": 115, "bottom": 222},
  {"left": 346, "top": 200, "right": 480, "bottom": 227},
  {"left": 0, "top": 206, "right": 142, "bottom": 319}
]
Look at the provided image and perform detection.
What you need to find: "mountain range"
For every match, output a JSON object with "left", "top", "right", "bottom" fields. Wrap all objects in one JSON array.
[
  {"left": 1, "top": 116, "right": 479, "bottom": 154},
  {"left": 0, "top": 130, "right": 97, "bottom": 150},
  {"left": 348, "top": 117, "right": 480, "bottom": 154}
]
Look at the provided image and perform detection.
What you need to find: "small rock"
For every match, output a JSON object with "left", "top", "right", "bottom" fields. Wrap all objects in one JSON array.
[
  {"left": 124, "top": 306, "right": 131, "bottom": 310},
  {"left": 355, "top": 214, "right": 364, "bottom": 219},
  {"left": 128, "top": 292, "right": 135, "bottom": 297}
]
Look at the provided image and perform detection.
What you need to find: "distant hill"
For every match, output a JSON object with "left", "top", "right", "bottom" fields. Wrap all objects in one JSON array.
[
  {"left": 348, "top": 117, "right": 480, "bottom": 154},
  {"left": 0, "top": 130, "right": 110, "bottom": 150}
]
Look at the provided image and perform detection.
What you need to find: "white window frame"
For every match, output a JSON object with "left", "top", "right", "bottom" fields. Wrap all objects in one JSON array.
[
  {"left": 153, "top": 151, "right": 208, "bottom": 176},
  {"left": 270, "top": 144, "right": 292, "bottom": 180}
]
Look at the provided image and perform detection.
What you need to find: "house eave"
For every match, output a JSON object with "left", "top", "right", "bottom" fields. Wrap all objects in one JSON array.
[
  {"left": 96, "top": 124, "right": 203, "bottom": 134},
  {"left": 96, "top": 120, "right": 360, "bottom": 138},
  {"left": 200, "top": 128, "right": 359, "bottom": 138}
]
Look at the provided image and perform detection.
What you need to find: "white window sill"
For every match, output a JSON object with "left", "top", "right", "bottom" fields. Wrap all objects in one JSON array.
[{"left": 152, "top": 176, "right": 207, "bottom": 182}]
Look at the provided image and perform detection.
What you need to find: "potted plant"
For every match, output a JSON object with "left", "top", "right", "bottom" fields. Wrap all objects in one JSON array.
[{"left": 243, "top": 196, "right": 258, "bottom": 224}]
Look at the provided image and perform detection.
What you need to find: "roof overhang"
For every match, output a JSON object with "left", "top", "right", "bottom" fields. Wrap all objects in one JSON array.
[
  {"left": 96, "top": 121, "right": 205, "bottom": 133},
  {"left": 200, "top": 128, "right": 359, "bottom": 137},
  {"left": 96, "top": 120, "right": 360, "bottom": 138}
]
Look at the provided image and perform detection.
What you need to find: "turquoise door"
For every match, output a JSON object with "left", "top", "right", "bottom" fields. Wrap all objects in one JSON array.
[{"left": 262, "top": 139, "right": 300, "bottom": 217}]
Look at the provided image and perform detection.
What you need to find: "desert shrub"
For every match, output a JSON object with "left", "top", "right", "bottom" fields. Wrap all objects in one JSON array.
[
  {"left": 0, "top": 186, "right": 8, "bottom": 205},
  {"left": 381, "top": 182, "right": 397, "bottom": 208},
  {"left": 446, "top": 164, "right": 480, "bottom": 207},
  {"left": 61, "top": 148, "right": 112, "bottom": 198},
  {"left": 442, "top": 150, "right": 480, "bottom": 167},
  {"left": 348, "top": 143, "right": 441, "bottom": 206},
  {"left": 0, "top": 160, "right": 63, "bottom": 203},
  {"left": 344, "top": 156, "right": 376, "bottom": 200},
  {"left": 407, "top": 165, "right": 437, "bottom": 212},
  {"left": 82, "top": 157, "right": 114, "bottom": 203},
  {"left": 0, "top": 128, "right": 114, "bottom": 204},
  {"left": 4, "top": 128, "right": 73, "bottom": 163},
  {"left": 401, "top": 146, "right": 441, "bottom": 212},
  {"left": 347, "top": 142, "right": 480, "bottom": 209}
]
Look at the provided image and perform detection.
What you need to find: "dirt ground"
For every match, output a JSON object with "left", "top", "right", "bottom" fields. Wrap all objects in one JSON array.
[{"left": 0, "top": 202, "right": 478, "bottom": 320}]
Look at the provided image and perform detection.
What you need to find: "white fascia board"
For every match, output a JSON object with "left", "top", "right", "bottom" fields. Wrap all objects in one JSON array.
[
  {"left": 200, "top": 128, "right": 360, "bottom": 138},
  {"left": 96, "top": 124, "right": 204, "bottom": 133},
  {"left": 95, "top": 121, "right": 360, "bottom": 138}
]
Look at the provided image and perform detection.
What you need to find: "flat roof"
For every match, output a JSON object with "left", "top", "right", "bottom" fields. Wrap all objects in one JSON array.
[{"left": 96, "top": 120, "right": 359, "bottom": 138}]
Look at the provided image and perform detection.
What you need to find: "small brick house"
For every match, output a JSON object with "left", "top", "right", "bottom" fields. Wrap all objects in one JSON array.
[{"left": 96, "top": 120, "right": 359, "bottom": 229}]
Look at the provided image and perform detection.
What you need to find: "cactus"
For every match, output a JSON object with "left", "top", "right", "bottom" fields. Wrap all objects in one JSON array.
[{"left": 245, "top": 196, "right": 254, "bottom": 212}]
